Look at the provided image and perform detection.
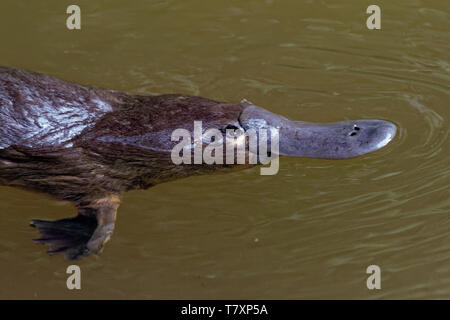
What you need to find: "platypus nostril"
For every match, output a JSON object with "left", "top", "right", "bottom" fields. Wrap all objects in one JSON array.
[
  {"left": 353, "top": 125, "right": 360, "bottom": 131},
  {"left": 350, "top": 131, "right": 357, "bottom": 136}
]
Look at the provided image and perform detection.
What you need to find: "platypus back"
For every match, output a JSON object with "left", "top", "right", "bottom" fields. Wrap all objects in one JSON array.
[{"left": 0, "top": 67, "right": 123, "bottom": 149}]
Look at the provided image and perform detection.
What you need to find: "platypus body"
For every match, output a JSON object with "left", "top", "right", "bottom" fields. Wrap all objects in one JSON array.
[{"left": 0, "top": 67, "right": 396, "bottom": 260}]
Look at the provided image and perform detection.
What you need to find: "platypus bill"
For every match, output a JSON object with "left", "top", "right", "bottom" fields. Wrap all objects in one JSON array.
[{"left": 0, "top": 67, "right": 396, "bottom": 260}]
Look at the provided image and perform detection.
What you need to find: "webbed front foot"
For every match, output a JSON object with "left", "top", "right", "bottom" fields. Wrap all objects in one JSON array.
[
  {"left": 31, "top": 215, "right": 97, "bottom": 260},
  {"left": 30, "top": 195, "right": 121, "bottom": 260}
]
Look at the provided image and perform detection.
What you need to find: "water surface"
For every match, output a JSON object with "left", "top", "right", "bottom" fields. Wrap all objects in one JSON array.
[{"left": 0, "top": 0, "right": 448, "bottom": 299}]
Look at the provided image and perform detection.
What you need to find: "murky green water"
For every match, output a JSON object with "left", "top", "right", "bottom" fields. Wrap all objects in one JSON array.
[{"left": 0, "top": 0, "right": 449, "bottom": 299}]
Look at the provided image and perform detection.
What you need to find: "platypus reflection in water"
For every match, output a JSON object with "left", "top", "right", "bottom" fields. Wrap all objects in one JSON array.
[{"left": 0, "top": 67, "right": 396, "bottom": 260}]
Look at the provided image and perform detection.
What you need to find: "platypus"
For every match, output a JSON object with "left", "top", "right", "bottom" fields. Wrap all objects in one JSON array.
[{"left": 0, "top": 66, "right": 396, "bottom": 260}]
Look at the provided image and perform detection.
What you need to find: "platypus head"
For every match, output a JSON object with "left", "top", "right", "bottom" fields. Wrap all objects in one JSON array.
[
  {"left": 160, "top": 96, "right": 396, "bottom": 162},
  {"left": 79, "top": 94, "right": 396, "bottom": 181}
]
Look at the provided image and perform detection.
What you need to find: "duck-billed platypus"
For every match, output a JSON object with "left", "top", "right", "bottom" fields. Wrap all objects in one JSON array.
[{"left": 0, "top": 66, "right": 396, "bottom": 260}]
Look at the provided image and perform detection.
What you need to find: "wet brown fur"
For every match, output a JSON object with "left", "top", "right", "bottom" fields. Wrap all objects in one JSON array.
[{"left": 0, "top": 67, "right": 249, "bottom": 259}]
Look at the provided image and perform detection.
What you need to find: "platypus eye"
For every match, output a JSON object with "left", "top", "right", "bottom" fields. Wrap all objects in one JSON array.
[
  {"left": 225, "top": 124, "right": 239, "bottom": 131},
  {"left": 224, "top": 125, "right": 244, "bottom": 137}
]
